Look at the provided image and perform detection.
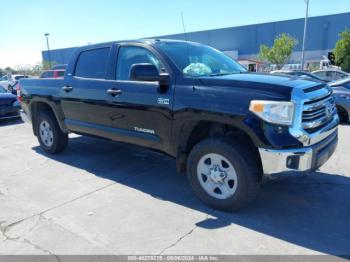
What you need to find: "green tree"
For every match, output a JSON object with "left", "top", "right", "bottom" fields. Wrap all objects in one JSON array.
[
  {"left": 42, "top": 60, "right": 57, "bottom": 70},
  {"left": 4, "top": 67, "right": 16, "bottom": 74},
  {"left": 334, "top": 29, "right": 350, "bottom": 72},
  {"left": 259, "top": 33, "right": 298, "bottom": 70}
]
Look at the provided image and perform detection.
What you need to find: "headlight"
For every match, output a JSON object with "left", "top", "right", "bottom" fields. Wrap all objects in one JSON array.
[{"left": 249, "top": 100, "right": 294, "bottom": 126}]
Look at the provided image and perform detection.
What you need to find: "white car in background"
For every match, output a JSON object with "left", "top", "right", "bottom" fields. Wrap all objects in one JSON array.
[
  {"left": 312, "top": 69, "right": 349, "bottom": 82},
  {"left": 0, "top": 74, "right": 29, "bottom": 91}
]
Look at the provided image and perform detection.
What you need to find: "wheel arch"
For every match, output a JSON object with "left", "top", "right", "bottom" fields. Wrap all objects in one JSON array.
[
  {"left": 175, "top": 119, "right": 262, "bottom": 174},
  {"left": 30, "top": 100, "right": 68, "bottom": 136},
  {"left": 336, "top": 105, "right": 349, "bottom": 123}
]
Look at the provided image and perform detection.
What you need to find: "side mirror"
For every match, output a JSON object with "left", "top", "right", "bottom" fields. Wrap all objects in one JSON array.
[
  {"left": 130, "top": 63, "right": 170, "bottom": 93},
  {"left": 130, "top": 63, "right": 160, "bottom": 82}
]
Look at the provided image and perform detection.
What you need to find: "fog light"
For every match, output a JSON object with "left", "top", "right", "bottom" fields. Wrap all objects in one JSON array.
[{"left": 287, "top": 156, "right": 300, "bottom": 169}]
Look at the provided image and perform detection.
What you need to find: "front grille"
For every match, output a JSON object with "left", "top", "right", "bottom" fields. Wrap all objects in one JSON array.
[{"left": 302, "top": 92, "right": 337, "bottom": 133}]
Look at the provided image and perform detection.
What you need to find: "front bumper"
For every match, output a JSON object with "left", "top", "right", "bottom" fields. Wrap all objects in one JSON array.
[{"left": 259, "top": 130, "right": 338, "bottom": 175}]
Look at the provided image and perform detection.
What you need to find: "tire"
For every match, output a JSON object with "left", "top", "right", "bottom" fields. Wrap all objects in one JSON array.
[
  {"left": 36, "top": 111, "right": 68, "bottom": 154},
  {"left": 337, "top": 106, "right": 349, "bottom": 123},
  {"left": 187, "top": 137, "right": 261, "bottom": 212}
]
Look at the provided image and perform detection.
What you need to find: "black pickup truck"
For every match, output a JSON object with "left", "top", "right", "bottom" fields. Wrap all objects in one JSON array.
[{"left": 19, "top": 39, "right": 339, "bottom": 211}]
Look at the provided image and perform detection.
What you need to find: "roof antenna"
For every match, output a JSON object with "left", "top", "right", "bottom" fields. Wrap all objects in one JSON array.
[
  {"left": 181, "top": 12, "right": 188, "bottom": 42},
  {"left": 181, "top": 12, "right": 196, "bottom": 91}
]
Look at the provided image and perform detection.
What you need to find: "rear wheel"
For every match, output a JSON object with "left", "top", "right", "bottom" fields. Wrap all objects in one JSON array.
[
  {"left": 187, "top": 138, "right": 261, "bottom": 212},
  {"left": 36, "top": 112, "right": 68, "bottom": 154}
]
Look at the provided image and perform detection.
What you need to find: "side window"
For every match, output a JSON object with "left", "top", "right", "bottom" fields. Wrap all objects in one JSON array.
[
  {"left": 14, "top": 76, "right": 25, "bottom": 80},
  {"left": 75, "top": 47, "right": 110, "bottom": 79},
  {"left": 57, "top": 71, "right": 65, "bottom": 77},
  {"left": 116, "top": 46, "right": 161, "bottom": 81},
  {"left": 336, "top": 72, "right": 347, "bottom": 79},
  {"left": 41, "top": 72, "right": 49, "bottom": 78},
  {"left": 316, "top": 71, "right": 326, "bottom": 77}
]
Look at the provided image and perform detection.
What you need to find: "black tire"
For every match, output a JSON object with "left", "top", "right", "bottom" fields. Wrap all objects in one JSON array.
[
  {"left": 36, "top": 111, "right": 68, "bottom": 154},
  {"left": 337, "top": 106, "right": 349, "bottom": 123},
  {"left": 187, "top": 137, "right": 261, "bottom": 212}
]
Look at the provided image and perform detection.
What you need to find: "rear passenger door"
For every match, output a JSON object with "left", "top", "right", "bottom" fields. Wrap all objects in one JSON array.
[{"left": 60, "top": 46, "right": 119, "bottom": 137}]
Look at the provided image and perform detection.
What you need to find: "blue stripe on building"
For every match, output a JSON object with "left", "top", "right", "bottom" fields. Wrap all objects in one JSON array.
[{"left": 42, "top": 12, "right": 350, "bottom": 64}]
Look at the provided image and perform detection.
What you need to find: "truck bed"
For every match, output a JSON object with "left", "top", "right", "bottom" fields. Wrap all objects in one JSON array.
[{"left": 20, "top": 78, "right": 65, "bottom": 97}]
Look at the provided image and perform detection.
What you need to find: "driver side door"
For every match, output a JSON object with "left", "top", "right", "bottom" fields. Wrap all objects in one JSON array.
[{"left": 106, "top": 44, "right": 174, "bottom": 152}]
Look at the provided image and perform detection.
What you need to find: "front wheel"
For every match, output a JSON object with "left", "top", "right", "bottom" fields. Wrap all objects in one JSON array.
[
  {"left": 337, "top": 106, "right": 349, "bottom": 123},
  {"left": 36, "top": 112, "right": 68, "bottom": 154},
  {"left": 187, "top": 138, "right": 261, "bottom": 212}
]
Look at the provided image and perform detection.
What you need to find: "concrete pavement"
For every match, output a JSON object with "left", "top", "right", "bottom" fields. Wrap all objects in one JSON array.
[{"left": 0, "top": 120, "right": 349, "bottom": 255}]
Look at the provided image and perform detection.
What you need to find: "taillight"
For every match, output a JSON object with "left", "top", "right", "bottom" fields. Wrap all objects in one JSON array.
[{"left": 16, "top": 83, "right": 22, "bottom": 102}]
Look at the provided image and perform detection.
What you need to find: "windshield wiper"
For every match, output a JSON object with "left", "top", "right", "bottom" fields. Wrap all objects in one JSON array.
[
  {"left": 209, "top": 73, "right": 232, "bottom": 77},
  {"left": 209, "top": 72, "right": 246, "bottom": 77}
]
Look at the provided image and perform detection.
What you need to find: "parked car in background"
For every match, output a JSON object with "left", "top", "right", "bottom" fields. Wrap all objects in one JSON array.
[
  {"left": 40, "top": 70, "right": 65, "bottom": 78},
  {"left": 270, "top": 70, "right": 329, "bottom": 82},
  {"left": 8, "top": 82, "right": 18, "bottom": 95},
  {"left": 0, "top": 86, "right": 20, "bottom": 120},
  {"left": 0, "top": 74, "right": 29, "bottom": 91},
  {"left": 329, "top": 78, "right": 350, "bottom": 123},
  {"left": 312, "top": 69, "right": 349, "bottom": 82},
  {"left": 51, "top": 64, "right": 67, "bottom": 70}
]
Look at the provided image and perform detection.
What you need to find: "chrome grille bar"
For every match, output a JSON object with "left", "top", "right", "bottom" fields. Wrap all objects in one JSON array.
[{"left": 301, "top": 90, "right": 336, "bottom": 132}]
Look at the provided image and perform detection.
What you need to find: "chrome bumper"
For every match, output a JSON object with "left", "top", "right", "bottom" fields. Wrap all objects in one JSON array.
[{"left": 259, "top": 130, "right": 338, "bottom": 175}]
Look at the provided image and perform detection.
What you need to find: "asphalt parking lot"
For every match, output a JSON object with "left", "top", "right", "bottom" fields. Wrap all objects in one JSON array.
[{"left": 0, "top": 120, "right": 349, "bottom": 256}]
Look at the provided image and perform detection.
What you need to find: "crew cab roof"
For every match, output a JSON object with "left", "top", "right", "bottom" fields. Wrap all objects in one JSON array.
[{"left": 75, "top": 39, "right": 195, "bottom": 51}]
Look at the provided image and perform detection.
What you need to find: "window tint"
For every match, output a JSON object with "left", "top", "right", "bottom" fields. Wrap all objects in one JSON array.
[
  {"left": 14, "top": 75, "right": 26, "bottom": 80},
  {"left": 52, "top": 64, "right": 67, "bottom": 70},
  {"left": 41, "top": 72, "right": 49, "bottom": 78},
  {"left": 75, "top": 48, "right": 110, "bottom": 79},
  {"left": 314, "top": 71, "right": 326, "bottom": 77},
  {"left": 116, "top": 46, "right": 161, "bottom": 80},
  {"left": 57, "top": 71, "right": 65, "bottom": 77},
  {"left": 41, "top": 71, "right": 53, "bottom": 78},
  {"left": 336, "top": 72, "right": 347, "bottom": 79}
]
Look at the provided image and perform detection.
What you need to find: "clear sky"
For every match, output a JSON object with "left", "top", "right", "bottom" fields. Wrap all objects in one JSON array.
[{"left": 0, "top": 0, "right": 349, "bottom": 68}]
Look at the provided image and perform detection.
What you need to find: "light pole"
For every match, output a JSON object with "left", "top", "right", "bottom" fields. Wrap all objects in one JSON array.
[
  {"left": 301, "top": 0, "right": 309, "bottom": 70},
  {"left": 44, "top": 33, "right": 52, "bottom": 69}
]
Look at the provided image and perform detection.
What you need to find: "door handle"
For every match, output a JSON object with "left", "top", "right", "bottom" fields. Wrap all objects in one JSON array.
[
  {"left": 107, "top": 88, "right": 122, "bottom": 97},
  {"left": 62, "top": 86, "right": 73, "bottom": 92}
]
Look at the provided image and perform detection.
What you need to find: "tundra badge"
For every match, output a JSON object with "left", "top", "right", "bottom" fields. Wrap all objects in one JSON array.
[{"left": 157, "top": 98, "right": 170, "bottom": 105}]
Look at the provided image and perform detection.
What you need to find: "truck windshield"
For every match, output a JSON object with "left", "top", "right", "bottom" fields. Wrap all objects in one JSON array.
[{"left": 157, "top": 42, "right": 246, "bottom": 77}]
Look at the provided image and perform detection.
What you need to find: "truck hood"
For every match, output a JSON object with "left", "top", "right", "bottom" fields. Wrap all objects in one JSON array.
[
  {"left": 199, "top": 73, "right": 323, "bottom": 99},
  {"left": 0, "top": 93, "right": 17, "bottom": 106}
]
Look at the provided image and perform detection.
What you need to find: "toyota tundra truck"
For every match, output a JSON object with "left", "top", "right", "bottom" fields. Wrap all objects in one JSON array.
[{"left": 19, "top": 39, "right": 339, "bottom": 211}]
